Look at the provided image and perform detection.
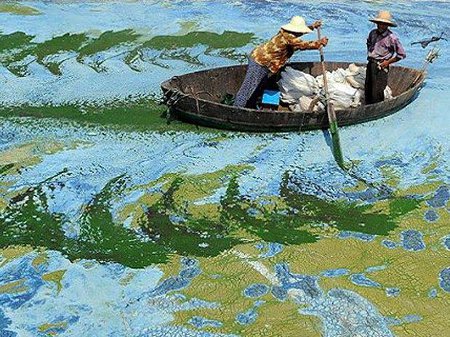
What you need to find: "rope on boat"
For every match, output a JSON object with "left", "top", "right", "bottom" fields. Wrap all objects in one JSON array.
[
  {"left": 161, "top": 82, "right": 215, "bottom": 124},
  {"left": 187, "top": 86, "right": 214, "bottom": 114},
  {"left": 161, "top": 90, "right": 185, "bottom": 122}
]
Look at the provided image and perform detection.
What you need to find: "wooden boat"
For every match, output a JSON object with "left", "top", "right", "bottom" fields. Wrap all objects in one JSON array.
[{"left": 161, "top": 61, "right": 425, "bottom": 132}]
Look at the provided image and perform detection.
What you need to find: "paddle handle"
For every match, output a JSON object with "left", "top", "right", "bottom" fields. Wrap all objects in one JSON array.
[
  {"left": 317, "top": 27, "right": 344, "bottom": 168},
  {"left": 317, "top": 27, "right": 335, "bottom": 124}
]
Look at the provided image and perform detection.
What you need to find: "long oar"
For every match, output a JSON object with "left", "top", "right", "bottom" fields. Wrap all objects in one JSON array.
[{"left": 317, "top": 26, "right": 344, "bottom": 168}]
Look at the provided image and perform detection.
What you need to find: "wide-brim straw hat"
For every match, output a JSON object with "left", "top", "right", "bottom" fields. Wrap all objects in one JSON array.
[
  {"left": 370, "top": 10, "right": 398, "bottom": 27},
  {"left": 281, "top": 16, "right": 312, "bottom": 34}
]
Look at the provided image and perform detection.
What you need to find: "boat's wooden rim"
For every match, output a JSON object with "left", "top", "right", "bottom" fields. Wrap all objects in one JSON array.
[
  {"left": 160, "top": 61, "right": 425, "bottom": 132},
  {"left": 161, "top": 62, "right": 424, "bottom": 113}
]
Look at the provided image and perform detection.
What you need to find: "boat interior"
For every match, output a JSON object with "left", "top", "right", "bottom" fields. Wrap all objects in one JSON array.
[{"left": 164, "top": 62, "right": 423, "bottom": 109}]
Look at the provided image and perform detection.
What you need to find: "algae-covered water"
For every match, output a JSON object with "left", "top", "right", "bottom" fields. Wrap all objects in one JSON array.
[{"left": 0, "top": 1, "right": 449, "bottom": 336}]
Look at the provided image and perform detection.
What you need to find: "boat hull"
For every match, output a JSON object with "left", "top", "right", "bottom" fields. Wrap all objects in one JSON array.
[{"left": 161, "top": 62, "right": 424, "bottom": 132}]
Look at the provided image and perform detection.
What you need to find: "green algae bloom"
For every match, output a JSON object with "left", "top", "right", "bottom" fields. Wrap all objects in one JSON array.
[
  {"left": 0, "top": 29, "right": 253, "bottom": 76},
  {"left": 0, "top": 169, "right": 420, "bottom": 268}
]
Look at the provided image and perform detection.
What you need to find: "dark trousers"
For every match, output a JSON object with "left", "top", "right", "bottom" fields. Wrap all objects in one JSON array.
[
  {"left": 234, "top": 57, "right": 270, "bottom": 108},
  {"left": 365, "top": 60, "right": 388, "bottom": 104}
]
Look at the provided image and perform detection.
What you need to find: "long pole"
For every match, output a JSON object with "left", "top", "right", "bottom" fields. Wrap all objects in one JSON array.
[{"left": 317, "top": 27, "right": 344, "bottom": 168}]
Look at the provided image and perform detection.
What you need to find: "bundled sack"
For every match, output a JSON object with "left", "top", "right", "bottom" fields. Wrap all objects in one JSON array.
[
  {"left": 281, "top": 65, "right": 363, "bottom": 112},
  {"left": 278, "top": 67, "right": 319, "bottom": 104},
  {"left": 345, "top": 63, "right": 366, "bottom": 89},
  {"left": 327, "top": 82, "right": 362, "bottom": 110},
  {"left": 343, "top": 64, "right": 393, "bottom": 100},
  {"left": 316, "top": 68, "right": 348, "bottom": 87},
  {"left": 293, "top": 89, "right": 364, "bottom": 112},
  {"left": 292, "top": 96, "right": 325, "bottom": 113},
  {"left": 280, "top": 64, "right": 394, "bottom": 112}
]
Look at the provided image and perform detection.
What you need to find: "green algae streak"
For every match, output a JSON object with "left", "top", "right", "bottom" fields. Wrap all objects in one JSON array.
[
  {"left": 0, "top": 32, "right": 88, "bottom": 76},
  {"left": 70, "top": 176, "right": 169, "bottom": 266},
  {"left": 0, "top": 164, "right": 14, "bottom": 176},
  {"left": 125, "top": 30, "right": 254, "bottom": 69},
  {"left": 0, "top": 32, "right": 36, "bottom": 76},
  {"left": 0, "top": 3, "right": 40, "bottom": 16},
  {"left": 34, "top": 33, "right": 88, "bottom": 75},
  {"left": 0, "top": 32, "right": 34, "bottom": 53},
  {"left": 42, "top": 270, "right": 66, "bottom": 293},
  {"left": 0, "top": 30, "right": 253, "bottom": 75},
  {"left": 147, "top": 31, "right": 255, "bottom": 50},
  {"left": 0, "top": 173, "right": 168, "bottom": 268},
  {"left": 77, "top": 29, "right": 140, "bottom": 72},
  {"left": 0, "top": 98, "right": 210, "bottom": 132},
  {"left": 0, "top": 169, "right": 420, "bottom": 268},
  {"left": 38, "top": 322, "right": 68, "bottom": 334}
]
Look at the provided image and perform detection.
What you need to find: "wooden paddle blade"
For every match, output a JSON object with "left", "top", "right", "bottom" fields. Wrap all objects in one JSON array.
[{"left": 317, "top": 26, "right": 345, "bottom": 168}]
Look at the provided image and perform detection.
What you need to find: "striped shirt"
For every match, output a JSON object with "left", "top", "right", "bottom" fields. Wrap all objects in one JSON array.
[
  {"left": 367, "top": 29, "right": 406, "bottom": 61},
  {"left": 251, "top": 30, "right": 321, "bottom": 73}
]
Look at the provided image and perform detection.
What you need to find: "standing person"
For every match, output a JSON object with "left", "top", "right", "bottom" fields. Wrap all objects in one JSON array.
[
  {"left": 365, "top": 10, "right": 406, "bottom": 104},
  {"left": 234, "top": 16, "right": 328, "bottom": 108}
]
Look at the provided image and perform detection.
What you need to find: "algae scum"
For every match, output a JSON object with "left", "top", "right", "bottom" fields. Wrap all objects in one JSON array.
[
  {"left": 0, "top": 165, "right": 420, "bottom": 268},
  {"left": 0, "top": 28, "right": 254, "bottom": 130},
  {"left": 0, "top": 29, "right": 253, "bottom": 76},
  {"left": 1, "top": 1, "right": 449, "bottom": 336}
]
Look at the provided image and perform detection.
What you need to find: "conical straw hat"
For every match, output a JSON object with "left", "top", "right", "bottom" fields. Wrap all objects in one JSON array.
[
  {"left": 281, "top": 16, "right": 312, "bottom": 34},
  {"left": 369, "top": 10, "right": 398, "bottom": 27}
]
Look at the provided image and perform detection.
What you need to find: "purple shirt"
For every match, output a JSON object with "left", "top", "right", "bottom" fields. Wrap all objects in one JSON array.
[{"left": 367, "top": 29, "right": 406, "bottom": 61}]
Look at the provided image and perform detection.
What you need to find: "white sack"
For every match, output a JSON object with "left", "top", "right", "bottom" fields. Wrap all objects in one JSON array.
[
  {"left": 278, "top": 67, "right": 319, "bottom": 104},
  {"left": 292, "top": 96, "right": 325, "bottom": 112},
  {"left": 328, "top": 81, "right": 360, "bottom": 110},
  {"left": 280, "top": 64, "right": 394, "bottom": 111},
  {"left": 345, "top": 74, "right": 366, "bottom": 89}
]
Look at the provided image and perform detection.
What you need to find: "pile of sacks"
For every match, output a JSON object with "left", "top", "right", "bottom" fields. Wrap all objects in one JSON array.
[{"left": 278, "top": 63, "right": 393, "bottom": 112}]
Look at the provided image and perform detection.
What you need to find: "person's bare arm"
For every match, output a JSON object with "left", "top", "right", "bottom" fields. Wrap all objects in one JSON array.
[
  {"left": 379, "top": 56, "right": 401, "bottom": 69},
  {"left": 291, "top": 36, "right": 328, "bottom": 50}
]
